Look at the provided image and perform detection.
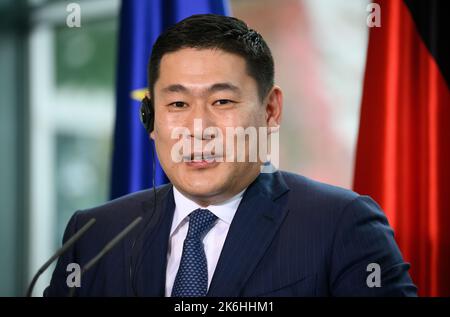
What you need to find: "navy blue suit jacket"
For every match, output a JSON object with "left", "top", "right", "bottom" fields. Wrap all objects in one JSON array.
[{"left": 45, "top": 171, "right": 417, "bottom": 296}]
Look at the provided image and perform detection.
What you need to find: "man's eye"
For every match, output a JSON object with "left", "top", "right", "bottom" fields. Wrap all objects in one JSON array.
[
  {"left": 169, "top": 101, "right": 187, "bottom": 108},
  {"left": 213, "top": 99, "right": 233, "bottom": 106}
]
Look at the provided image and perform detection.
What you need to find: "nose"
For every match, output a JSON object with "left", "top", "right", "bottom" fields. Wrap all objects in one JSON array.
[{"left": 186, "top": 102, "right": 218, "bottom": 140}]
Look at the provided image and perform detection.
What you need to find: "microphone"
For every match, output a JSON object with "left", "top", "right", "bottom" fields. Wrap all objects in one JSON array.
[
  {"left": 26, "top": 218, "right": 96, "bottom": 297},
  {"left": 68, "top": 216, "right": 143, "bottom": 297}
]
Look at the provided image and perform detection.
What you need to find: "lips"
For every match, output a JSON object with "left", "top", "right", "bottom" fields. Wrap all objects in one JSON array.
[
  {"left": 182, "top": 152, "right": 223, "bottom": 163},
  {"left": 185, "top": 160, "right": 220, "bottom": 170},
  {"left": 182, "top": 152, "right": 222, "bottom": 169}
]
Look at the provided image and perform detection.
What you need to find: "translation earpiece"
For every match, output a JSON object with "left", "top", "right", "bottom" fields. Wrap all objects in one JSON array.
[{"left": 139, "top": 96, "right": 154, "bottom": 133}]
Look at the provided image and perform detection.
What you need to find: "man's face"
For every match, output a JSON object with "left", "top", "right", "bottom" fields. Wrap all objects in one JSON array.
[{"left": 151, "top": 48, "right": 274, "bottom": 205}]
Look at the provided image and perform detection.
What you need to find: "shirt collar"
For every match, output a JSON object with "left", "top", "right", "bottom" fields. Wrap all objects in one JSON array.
[{"left": 170, "top": 186, "right": 247, "bottom": 236}]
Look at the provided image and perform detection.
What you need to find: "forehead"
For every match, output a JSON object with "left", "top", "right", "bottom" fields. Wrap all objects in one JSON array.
[{"left": 155, "top": 48, "right": 257, "bottom": 94}]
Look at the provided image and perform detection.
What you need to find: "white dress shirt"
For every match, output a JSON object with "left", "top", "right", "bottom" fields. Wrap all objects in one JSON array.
[{"left": 165, "top": 186, "right": 246, "bottom": 297}]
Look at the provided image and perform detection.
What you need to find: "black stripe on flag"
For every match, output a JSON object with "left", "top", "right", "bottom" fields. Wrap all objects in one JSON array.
[{"left": 404, "top": 0, "right": 450, "bottom": 86}]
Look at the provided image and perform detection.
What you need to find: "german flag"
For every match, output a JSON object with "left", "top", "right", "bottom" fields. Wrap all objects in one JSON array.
[{"left": 354, "top": 0, "right": 450, "bottom": 296}]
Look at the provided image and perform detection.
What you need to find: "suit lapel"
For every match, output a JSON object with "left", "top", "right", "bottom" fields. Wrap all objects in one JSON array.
[
  {"left": 130, "top": 185, "right": 175, "bottom": 296},
  {"left": 207, "top": 171, "right": 290, "bottom": 296}
]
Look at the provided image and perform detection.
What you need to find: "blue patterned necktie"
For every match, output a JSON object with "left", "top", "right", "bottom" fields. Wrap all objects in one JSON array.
[{"left": 171, "top": 208, "right": 218, "bottom": 297}]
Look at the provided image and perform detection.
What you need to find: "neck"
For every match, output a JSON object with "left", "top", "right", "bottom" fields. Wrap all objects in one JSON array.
[
  {"left": 178, "top": 186, "right": 245, "bottom": 207},
  {"left": 177, "top": 173, "right": 259, "bottom": 207}
]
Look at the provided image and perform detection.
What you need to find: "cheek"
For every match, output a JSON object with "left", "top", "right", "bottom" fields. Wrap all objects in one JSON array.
[
  {"left": 220, "top": 105, "right": 263, "bottom": 128},
  {"left": 154, "top": 113, "right": 183, "bottom": 145},
  {"left": 235, "top": 111, "right": 265, "bottom": 130},
  {"left": 153, "top": 123, "right": 174, "bottom": 165}
]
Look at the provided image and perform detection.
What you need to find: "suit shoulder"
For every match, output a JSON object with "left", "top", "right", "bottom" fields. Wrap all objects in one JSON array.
[
  {"left": 280, "top": 170, "right": 359, "bottom": 205},
  {"left": 277, "top": 171, "right": 386, "bottom": 244},
  {"left": 75, "top": 184, "right": 172, "bottom": 224},
  {"left": 277, "top": 170, "right": 371, "bottom": 226}
]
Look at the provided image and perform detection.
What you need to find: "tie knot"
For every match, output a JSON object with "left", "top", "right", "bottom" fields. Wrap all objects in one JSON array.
[{"left": 186, "top": 208, "right": 217, "bottom": 240}]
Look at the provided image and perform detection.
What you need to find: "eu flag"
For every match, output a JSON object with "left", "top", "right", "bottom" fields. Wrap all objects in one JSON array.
[{"left": 110, "top": 0, "right": 230, "bottom": 199}]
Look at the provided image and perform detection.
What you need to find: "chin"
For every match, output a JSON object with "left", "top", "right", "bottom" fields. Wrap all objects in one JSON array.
[
  {"left": 173, "top": 173, "right": 224, "bottom": 198},
  {"left": 183, "top": 179, "right": 223, "bottom": 196},
  {"left": 167, "top": 163, "right": 236, "bottom": 199}
]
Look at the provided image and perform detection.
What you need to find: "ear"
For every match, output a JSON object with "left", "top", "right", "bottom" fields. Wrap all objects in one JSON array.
[{"left": 264, "top": 85, "right": 283, "bottom": 133}]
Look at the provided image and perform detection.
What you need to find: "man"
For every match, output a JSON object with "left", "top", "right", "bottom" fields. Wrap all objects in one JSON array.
[{"left": 45, "top": 14, "right": 417, "bottom": 297}]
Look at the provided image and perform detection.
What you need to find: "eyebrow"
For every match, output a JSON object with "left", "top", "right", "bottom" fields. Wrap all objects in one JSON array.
[{"left": 161, "top": 82, "right": 241, "bottom": 95}]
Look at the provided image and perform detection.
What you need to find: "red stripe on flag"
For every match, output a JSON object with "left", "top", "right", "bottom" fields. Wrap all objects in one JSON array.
[{"left": 353, "top": 0, "right": 450, "bottom": 296}]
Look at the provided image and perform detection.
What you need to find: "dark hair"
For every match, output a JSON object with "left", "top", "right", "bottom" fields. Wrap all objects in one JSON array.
[{"left": 148, "top": 14, "right": 274, "bottom": 101}]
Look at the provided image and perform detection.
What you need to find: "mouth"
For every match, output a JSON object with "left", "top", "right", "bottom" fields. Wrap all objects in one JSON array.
[{"left": 183, "top": 152, "right": 223, "bottom": 169}]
